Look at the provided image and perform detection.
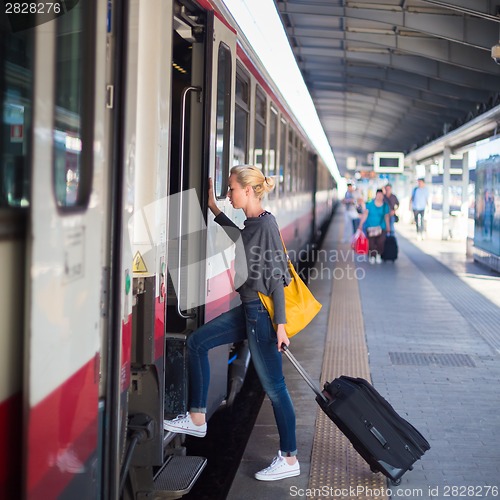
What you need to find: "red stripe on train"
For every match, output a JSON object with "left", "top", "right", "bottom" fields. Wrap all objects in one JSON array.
[
  {"left": 122, "top": 318, "right": 132, "bottom": 391},
  {"left": 0, "top": 392, "right": 22, "bottom": 498},
  {"left": 155, "top": 297, "right": 166, "bottom": 360},
  {"left": 26, "top": 357, "right": 98, "bottom": 498},
  {"left": 205, "top": 260, "right": 240, "bottom": 322},
  {"left": 196, "top": 0, "right": 237, "bottom": 33}
]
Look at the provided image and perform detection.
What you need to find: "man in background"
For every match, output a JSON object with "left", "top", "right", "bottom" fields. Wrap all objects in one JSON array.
[
  {"left": 384, "top": 184, "right": 399, "bottom": 233},
  {"left": 410, "top": 178, "right": 430, "bottom": 239},
  {"left": 342, "top": 182, "right": 360, "bottom": 243}
]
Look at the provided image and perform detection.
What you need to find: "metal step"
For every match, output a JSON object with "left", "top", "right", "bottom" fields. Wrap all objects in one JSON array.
[{"left": 151, "top": 455, "right": 207, "bottom": 499}]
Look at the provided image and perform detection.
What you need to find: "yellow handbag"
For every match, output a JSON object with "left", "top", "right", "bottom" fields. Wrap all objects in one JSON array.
[{"left": 258, "top": 235, "right": 322, "bottom": 338}]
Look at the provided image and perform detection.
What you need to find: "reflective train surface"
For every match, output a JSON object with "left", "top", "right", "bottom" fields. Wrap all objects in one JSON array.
[{"left": 0, "top": 1, "right": 337, "bottom": 498}]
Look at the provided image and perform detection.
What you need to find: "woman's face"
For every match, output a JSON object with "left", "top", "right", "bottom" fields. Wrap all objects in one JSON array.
[
  {"left": 227, "top": 174, "right": 247, "bottom": 209},
  {"left": 375, "top": 191, "right": 384, "bottom": 202}
]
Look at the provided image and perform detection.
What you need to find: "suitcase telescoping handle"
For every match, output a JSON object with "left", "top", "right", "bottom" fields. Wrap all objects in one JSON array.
[{"left": 281, "top": 345, "right": 328, "bottom": 403}]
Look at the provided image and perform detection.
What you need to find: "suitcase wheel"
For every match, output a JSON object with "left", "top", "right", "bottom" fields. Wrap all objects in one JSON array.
[{"left": 391, "top": 478, "right": 402, "bottom": 486}]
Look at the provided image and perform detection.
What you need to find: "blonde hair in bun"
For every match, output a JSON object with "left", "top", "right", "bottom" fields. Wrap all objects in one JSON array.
[{"left": 230, "top": 165, "right": 275, "bottom": 200}]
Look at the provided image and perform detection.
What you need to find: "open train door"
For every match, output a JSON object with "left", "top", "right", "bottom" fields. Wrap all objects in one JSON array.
[
  {"left": 202, "top": 8, "right": 239, "bottom": 415},
  {"left": 164, "top": 3, "right": 237, "bottom": 421},
  {"left": 203, "top": 8, "right": 238, "bottom": 321}
]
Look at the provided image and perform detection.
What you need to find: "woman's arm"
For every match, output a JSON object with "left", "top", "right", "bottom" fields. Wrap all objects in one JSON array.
[
  {"left": 208, "top": 177, "right": 222, "bottom": 217},
  {"left": 358, "top": 208, "right": 368, "bottom": 230},
  {"left": 276, "top": 324, "right": 289, "bottom": 351},
  {"left": 271, "top": 277, "right": 288, "bottom": 351},
  {"left": 208, "top": 178, "right": 241, "bottom": 241}
]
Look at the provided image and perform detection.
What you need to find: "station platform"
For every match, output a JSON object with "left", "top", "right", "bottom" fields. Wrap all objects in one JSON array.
[{"left": 227, "top": 209, "right": 500, "bottom": 500}]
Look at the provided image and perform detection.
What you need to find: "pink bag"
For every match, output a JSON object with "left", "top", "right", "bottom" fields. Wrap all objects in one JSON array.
[{"left": 351, "top": 230, "right": 369, "bottom": 254}]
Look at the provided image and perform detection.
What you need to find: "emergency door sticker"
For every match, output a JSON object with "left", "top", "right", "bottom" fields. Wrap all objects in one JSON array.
[
  {"left": 63, "top": 226, "right": 85, "bottom": 283},
  {"left": 133, "top": 251, "right": 148, "bottom": 273}
]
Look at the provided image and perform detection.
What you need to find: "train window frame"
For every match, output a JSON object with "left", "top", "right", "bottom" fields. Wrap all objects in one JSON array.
[
  {"left": 279, "top": 117, "right": 287, "bottom": 196},
  {"left": 268, "top": 105, "right": 278, "bottom": 199},
  {"left": 253, "top": 85, "right": 266, "bottom": 172},
  {"left": 214, "top": 42, "right": 232, "bottom": 200},
  {"left": 52, "top": 0, "right": 96, "bottom": 212},
  {"left": 0, "top": 27, "right": 34, "bottom": 209},
  {"left": 293, "top": 134, "right": 299, "bottom": 193},
  {"left": 296, "top": 140, "right": 301, "bottom": 193},
  {"left": 234, "top": 63, "right": 250, "bottom": 166},
  {"left": 298, "top": 141, "right": 305, "bottom": 192},
  {"left": 307, "top": 150, "right": 315, "bottom": 192},
  {"left": 287, "top": 128, "right": 295, "bottom": 193}
]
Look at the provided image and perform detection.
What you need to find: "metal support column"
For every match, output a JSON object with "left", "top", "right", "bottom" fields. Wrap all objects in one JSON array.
[
  {"left": 462, "top": 151, "right": 471, "bottom": 249},
  {"left": 461, "top": 152, "right": 470, "bottom": 211},
  {"left": 442, "top": 147, "right": 451, "bottom": 240}
]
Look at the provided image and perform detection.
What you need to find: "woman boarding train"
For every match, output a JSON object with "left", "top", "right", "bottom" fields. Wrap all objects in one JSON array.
[{"left": 164, "top": 166, "right": 300, "bottom": 481}]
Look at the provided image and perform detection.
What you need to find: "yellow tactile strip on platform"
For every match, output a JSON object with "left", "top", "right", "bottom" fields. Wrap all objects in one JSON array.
[{"left": 308, "top": 244, "right": 388, "bottom": 500}]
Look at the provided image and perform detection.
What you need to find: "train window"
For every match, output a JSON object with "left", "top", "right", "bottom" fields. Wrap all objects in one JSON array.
[
  {"left": 53, "top": 1, "right": 95, "bottom": 209},
  {"left": 215, "top": 43, "right": 232, "bottom": 199},
  {"left": 234, "top": 65, "right": 250, "bottom": 165},
  {"left": 296, "top": 141, "right": 302, "bottom": 193},
  {"left": 0, "top": 28, "right": 34, "bottom": 208},
  {"left": 253, "top": 86, "right": 266, "bottom": 171},
  {"left": 279, "top": 118, "right": 287, "bottom": 195},
  {"left": 307, "top": 151, "right": 315, "bottom": 192},
  {"left": 298, "top": 142, "right": 305, "bottom": 192},
  {"left": 287, "top": 129, "right": 295, "bottom": 193},
  {"left": 268, "top": 106, "right": 278, "bottom": 199}
]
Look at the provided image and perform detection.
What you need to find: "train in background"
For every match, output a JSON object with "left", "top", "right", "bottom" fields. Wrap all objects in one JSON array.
[{"left": 0, "top": 0, "right": 337, "bottom": 498}]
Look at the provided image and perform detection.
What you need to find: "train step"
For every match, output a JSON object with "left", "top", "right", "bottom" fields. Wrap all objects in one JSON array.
[{"left": 151, "top": 455, "right": 207, "bottom": 499}]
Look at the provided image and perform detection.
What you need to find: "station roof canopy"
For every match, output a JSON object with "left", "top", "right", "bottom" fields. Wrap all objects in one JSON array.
[{"left": 274, "top": 0, "right": 500, "bottom": 175}]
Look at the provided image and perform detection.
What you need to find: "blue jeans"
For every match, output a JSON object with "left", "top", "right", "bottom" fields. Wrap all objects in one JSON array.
[
  {"left": 389, "top": 215, "right": 395, "bottom": 233},
  {"left": 187, "top": 299, "right": 297, "bottom": 455},
  {"left": 413, "top": 210, "right": 425, "bottom": 233}
]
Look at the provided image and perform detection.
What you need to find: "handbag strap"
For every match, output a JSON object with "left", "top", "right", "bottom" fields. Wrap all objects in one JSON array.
[{"left": 279, "top": 233, "right": 291, "bottom": 263}]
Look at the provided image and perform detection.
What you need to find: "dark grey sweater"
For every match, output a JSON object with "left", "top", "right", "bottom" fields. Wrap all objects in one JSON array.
[{"left": 214, "top": 211, "right": 290, "bottom": 324}]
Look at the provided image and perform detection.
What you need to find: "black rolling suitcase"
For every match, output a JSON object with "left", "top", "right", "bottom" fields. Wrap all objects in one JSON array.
[
  {"left": 382, "top": 234, "right": 398, "bottom": 261},
  {"left": 283, "top": 346, "right": 430, "bottom": 484}
]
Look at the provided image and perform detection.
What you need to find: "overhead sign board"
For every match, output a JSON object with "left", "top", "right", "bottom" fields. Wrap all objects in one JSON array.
[{"left": 373, "top": 152, "right": 404, "bottom": 174}]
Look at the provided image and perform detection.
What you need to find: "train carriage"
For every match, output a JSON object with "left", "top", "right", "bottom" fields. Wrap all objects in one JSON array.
[{"left": 0, "top": 1, "right": 337, "bottom": 498}]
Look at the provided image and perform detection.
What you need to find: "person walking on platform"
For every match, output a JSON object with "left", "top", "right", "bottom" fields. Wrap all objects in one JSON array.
[
  {"left": 383, "top": 184, "right": 399, "bottom": 233},
  {"left": 358, "top": 189, "right": 390, "bottom": 264},
  {"left": 483, "top": 189, "right": 495, "bottom": 240},
  {"left": 163, "top": 166, "right": 300, "bottom": 482},
  {"left": 341, "top": 182, "right": 360, "bottom": 242},
  {"left": 410, "top": 178, "right": 430, "bottom": 239}
]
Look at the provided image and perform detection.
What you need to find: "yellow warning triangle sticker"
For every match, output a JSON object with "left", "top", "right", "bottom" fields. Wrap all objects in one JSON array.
[{"left": 133, "top": 251, "right": 148, "bottom": 273}]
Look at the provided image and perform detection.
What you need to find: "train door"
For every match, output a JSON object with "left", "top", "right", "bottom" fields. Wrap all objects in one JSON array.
[
  {"left": 202, "top": 10, "right": 238, "bottom": 415},
  {"left": 100, "top": 0, "right": 176, "bottom": 497},
  {"left": 164, "top": 3, "right": 237, "bottom": 420},
  {"left": 20, "top": 2, "right": 108, "bottom": 499},
  {"left": 119, "top": 2, "right": 237, "bottom": 498}
]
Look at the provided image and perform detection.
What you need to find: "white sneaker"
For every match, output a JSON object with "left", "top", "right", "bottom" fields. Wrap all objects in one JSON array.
[
  {"left": 163, "top": 412, "right": 207, "bottom": 437},
  {"left": 369, "top": 256, "right": 376, "bottom": 264},
  {"left": 255, "top": 451, "right": 300, "bottom": 481},
  {"left": 376, "top": 254, "right": 382, "bottom": 264}
]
